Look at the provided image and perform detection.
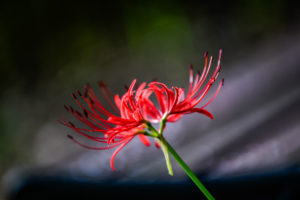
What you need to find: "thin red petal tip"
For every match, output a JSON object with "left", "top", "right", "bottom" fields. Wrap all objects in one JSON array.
[
  {"left": 155, "top": 141, "right": 160, "bottom": 149},
  {"left": 221, "top": 78, "right": 224, "bottom": 86},
  {"left": 111, "top": 165, "right": 116, "bottom": 172},
  {"left": 218, "top": 49, "right": 222, "bottom": 64}
]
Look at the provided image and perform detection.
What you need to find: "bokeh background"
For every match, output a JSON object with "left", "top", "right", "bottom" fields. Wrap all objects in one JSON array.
[{"left": 0, "top": 0, "right": 300, "bottom": 199}]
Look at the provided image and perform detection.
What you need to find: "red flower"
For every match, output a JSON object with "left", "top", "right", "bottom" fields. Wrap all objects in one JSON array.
[
  {"left": 59, "top": 50, "right": 223, "bottom": 171},
  {"left": 137, "top": 50, "right": 224, "bottom": 124},
  {"left": 58, "top": 79, "right": 150, "bottom": 171}
]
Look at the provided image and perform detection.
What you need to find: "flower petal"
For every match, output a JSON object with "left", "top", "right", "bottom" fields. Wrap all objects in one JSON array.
[
  {"left": 138, "top": 134, "right": 151, "bottom": 147},
  {"left": 110, "top": 137, "right": 134, "bottom": 171}
]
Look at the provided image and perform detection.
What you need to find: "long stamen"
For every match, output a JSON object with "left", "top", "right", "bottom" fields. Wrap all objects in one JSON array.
[
  {"left": 110, "top": 136, "right": 134, "bottom": 171},
  {"left": 201, "top": 79, "right": 224, "bottom": 108},
  {"left": 87, "top": 90, "right": 115, "bottom": 117},
  {"left": 98, "top": 81, "right": 120, "bottom": 114},
  {"left": 71, "top": 92, "right": 108, "bottom": 127},
  {"left": 67, "top": 135, "right": 122, "bottom": 150},
  {"left": 188, "top": 64, "right": 194, "bottom": 94},
  {"left": 191, "top": 83, "right": 212, "bottom": 107},
  {"left": 191, "top": 56, "right": 212, "bottom": 98},
  {"left": 81, "top": 95, "right": 117, "bottom": 128}
]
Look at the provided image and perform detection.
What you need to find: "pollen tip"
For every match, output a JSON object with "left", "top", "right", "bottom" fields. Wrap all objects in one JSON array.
[
  {"left": 64, "top": 105, "right": 69, "bottom": 112},
  {"left": 98, "top": 81, "right": 107, "bottom": 88},
  {"left": 70, "top": 106, "right": 74, "bottom": 113},
  {"left": 204, "top": 51, "right": 208, "bottom": 58},
  {"left": 84, "top": 83, "right": 91, "bottom": 97},
  {"left": 85, "top": 83, "right": 91, "bottom": 88},
  {"left": 67, "top": 135, "right": 74, "bottom": 140},
  {"left": 196, "top": 70, "right": 200, "bottom": 75},
  {"left": 77, "top": 90, "right": 82, "bottom": 96},
  {"left": 124, "top": 85, "right": 129, "bottom": 91},
  {"left": 189, "top": 64, "right": 193, "bottom": 70},
  {"left": 89, "top": 97, "right": 94, "bottom": 104},
  {"left": 71, "top": 93, "right": 77, "bottom": 99},
  {"left": 75, "top": 110, "right": 82, "bottom": 117},
  {"left": 68, "top": 121, "right": 75, "bottom": 127},
  {"left": 83, "top": 110, "right": 88, "bottom": 118},
  {"left": 222, "top": 78, "right": 224, "bottom": 86}
]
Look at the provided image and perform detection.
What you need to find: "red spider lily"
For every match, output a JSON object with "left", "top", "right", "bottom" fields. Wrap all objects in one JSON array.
[
  {"left": 137, "top": 50, "right": 224, "bottom": 124},
  {"left": 59, "top": 50, "right": 223, "bottom": 171},
  {"left": 58, "top": 80, "right": 151, "bottom": 171}
]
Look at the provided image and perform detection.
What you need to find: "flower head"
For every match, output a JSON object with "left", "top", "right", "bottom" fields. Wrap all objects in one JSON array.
[
  {"left": 139, "top": 50, "right": 224, "bottom": 124},
  {"left": 58, "top": 79, "right": 150, "bottom": 170},
  {"left": 59, "top": 50, "right": 223, "bottom": 171}
]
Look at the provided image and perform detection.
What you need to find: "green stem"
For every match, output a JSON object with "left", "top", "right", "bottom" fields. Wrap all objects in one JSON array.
[
  {"left": 159, "top": 118, "right": 167, "bottom": 135},
  {"left": 161, "top": 137, "right": 215, "bottom": 200},
  {"left": 156, "top": 138, "right": 173, "bottom": 176}
]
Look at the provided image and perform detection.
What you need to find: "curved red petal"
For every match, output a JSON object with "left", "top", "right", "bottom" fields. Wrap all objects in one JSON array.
[
  {"left": 110, "top": 137, "right": 134, "bottom": 171},
  {"left": 171, "top": 108, "right": 213, "bottom": 119},
  {"left": 138, "top": 134, "right": 151, "bottom": 147}
]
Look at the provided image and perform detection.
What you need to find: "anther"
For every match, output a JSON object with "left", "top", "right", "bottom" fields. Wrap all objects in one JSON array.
[
  {"left": 70, "top": 106, "right": 74, "bottom": 113},
  {"left": 84, "top": 83, "right": 90, "bottom": 97},
  {"left": 67, "top": 135, "right": 74, "bottom": 140},
  {"left": 68, "top": 121, "right": 75, "bottom": 127},
  {"left": 98, "top": 81, "right": 107, "bottom": 88},
  {"left": 83, "top": 110, "right": 88, "bottom": 118},
  {"left": 71, "top": 93, "right": 77, "bottom": 99},
  {"left": 89, "top": 97, "right": 94, "bottom": 104},
  {"left": 64, "top": 105, "right": 69, "bottom": 112},
  {"left": 77, "top": 90, "right": 82, "bottom": 96},
  {"left": 124, "top": 85, "right": 129, "bottom": 91},
  {"left": 75, "top": 110, "right": 82, "bottom": 117},
  {"left": 204, "top": 51, "right": 208, "bottom": 59}
]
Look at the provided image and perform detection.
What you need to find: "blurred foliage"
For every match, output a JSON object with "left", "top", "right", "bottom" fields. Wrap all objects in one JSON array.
[
  {"left": 0, "top": 105, "right": 16, "bottom": 163},
  {"left": 0, "top": 0, "right": 299, "bottom": 178}
]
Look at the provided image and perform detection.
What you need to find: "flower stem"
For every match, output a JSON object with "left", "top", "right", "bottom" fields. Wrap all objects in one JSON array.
[
  {"left": 161, "top": 136, "right": 215, "bottom": 200},
  {"left": 156, "top": 138, "right": 173, "bottom": 176}
]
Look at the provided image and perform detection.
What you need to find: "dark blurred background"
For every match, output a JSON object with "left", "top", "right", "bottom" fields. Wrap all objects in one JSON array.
[{"left": 0, "top": 0, "right": 300, "bottom": 199}]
